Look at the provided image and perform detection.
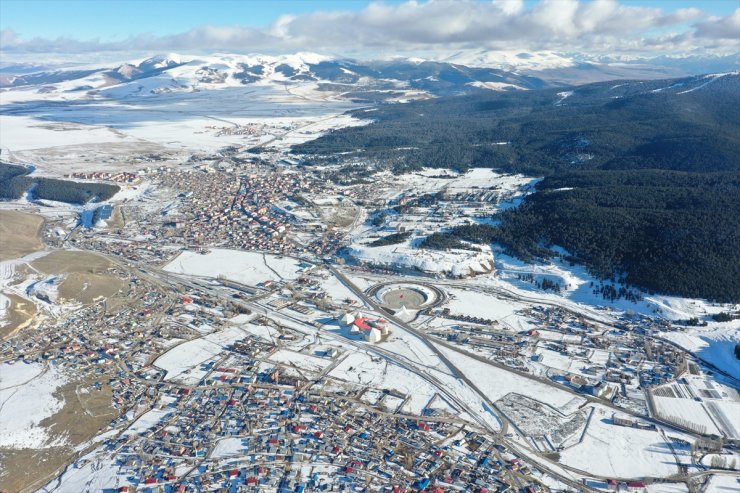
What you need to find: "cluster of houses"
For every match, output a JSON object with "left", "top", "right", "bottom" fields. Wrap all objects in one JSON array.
[
  {"left": 67, "top": 170, "right": 142, "bottom": 184},
  {"left": 91, "top": 357, "right": 543, "bottom": 492}
]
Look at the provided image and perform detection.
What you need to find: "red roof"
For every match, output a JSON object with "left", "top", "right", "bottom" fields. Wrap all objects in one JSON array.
[{"left": 354, "top": 317, "right": 372, "bottom": 330}]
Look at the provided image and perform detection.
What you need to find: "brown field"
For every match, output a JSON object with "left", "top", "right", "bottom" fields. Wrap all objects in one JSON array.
[
  {"left": 31, "top": 251, "right": 128, "bottom": 305},
  {"left": 0, "top": 293, "right": 37, "bottom": 340},
  {"left": 0, "top": 378, "right": 117, "bottom": 492},
  {"left": 31, "top": 250, "right": 112, "bottom": 275},
  {"left": 106, "top": 206, "right": 125, "bottom": 229},
  {"left": 320, "top": 204, "right": 361, "bottom": 228},
  {"left": 58, "top": 272, "right": 126, "bottom": 304},
  {"left": 0, "top": 211, "right": 44, "bottom": 261}
]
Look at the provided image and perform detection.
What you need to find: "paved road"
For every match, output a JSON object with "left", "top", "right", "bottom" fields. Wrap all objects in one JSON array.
[{"left": 98, "top": 251, "right": 726, "bottom": 490}]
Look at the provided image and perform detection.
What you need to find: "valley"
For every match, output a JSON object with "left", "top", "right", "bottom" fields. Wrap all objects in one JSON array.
[{"left": 0, "top": 50, "right": 738, "bottom": 493}]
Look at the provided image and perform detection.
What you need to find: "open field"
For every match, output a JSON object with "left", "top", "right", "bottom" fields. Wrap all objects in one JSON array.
[
  {"left": 0, "top": 211, "right": 44, "bottom": 261},
  {"left": 30, "top": 250, "right": 127, "bottom": 304},
  {"left": 0, "top": 293, "right": 37, "bottom": 339},
  {"left": 31, "top": 250, "right": 112, "bottom": 275},
  {"left": 58, "top": 272, "right": 126, "bottom": 304},
  {"left": 0, "top": 377, "right": 116, "bottom": 492}
]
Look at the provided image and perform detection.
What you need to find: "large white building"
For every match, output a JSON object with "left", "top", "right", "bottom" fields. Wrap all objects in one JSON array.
[{"left": 338, "top": 312, "right": 389, "bottom": 343}]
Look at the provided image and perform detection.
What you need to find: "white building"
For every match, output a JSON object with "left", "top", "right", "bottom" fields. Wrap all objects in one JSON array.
[{"left": 363, "top": 327, "right": 383, "bottom": 343}]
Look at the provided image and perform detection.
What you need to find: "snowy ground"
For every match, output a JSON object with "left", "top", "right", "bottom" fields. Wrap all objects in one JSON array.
[
  {"left": 1, "top": 61, "right": 365, "bottom": 176},
  {"left": 646, "top": 483, "right": 689, "bottom": 493},
  {"left": 0, "top": 362, "right": 68, "bottom": 449},
  {"left": 327, "top": 351, "right": 439, "bottom": 415},
  {"left": 346, "top": 242, "right": 495, "bottom": 278},
  {"left": 659, "top": 325, "right": 740, "bottom": 380},
  {"left": 704, "top": 474, "right": 740, "bottom": 493},
  {"left": 443, "top": 286, "right": 522, "bottom": 321},
  {"left": 268, "top": 349, "right": 331, "bottom": 374},
  {"left": 153, "top": 325, "right": 252, "bottom": 384},
  {"left": 163, "top": 249, "right": 308, "bottom": 286},
  {"left": 490, "top": 249, "right": 740, "bottom": 323},
  {"left": 436, "top": 344, "right": 585, "bottom": 412},
  {"left": 559, "top": 405, "right": 679, "bottom": 478}
]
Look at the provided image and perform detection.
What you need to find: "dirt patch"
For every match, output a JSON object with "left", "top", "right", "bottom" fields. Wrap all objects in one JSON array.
[
  {"left": 58, "top": 272, "right": 126, "bottom": 304},
  {"left": 0, "top": 211, "right": 44, "bottom": 261},
  {"left": 30, "top": 251, "right": 128, "bottom": 305},
  {"left": 0, "top": 378, "right": 117, "bottom": 492},
  {"left": 31, "top": 250, "right": 111, "bottom": 275},
  {"left": 105, "top": 205, "right": 125, "bottom": 229},
  {"left": 0, "top": 293, "right": 37, "bottom": 340},
  {"left": 382, "top": 288, "right": 427, "bottom": 309},
  {"left": 319, "top": 204, "right": 361, "bottom": 228}
]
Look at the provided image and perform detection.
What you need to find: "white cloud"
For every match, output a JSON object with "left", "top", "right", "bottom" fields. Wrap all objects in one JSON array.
[
  {"left": 694, "top": 8, "right": 740, "bottom": 40},
  {"left": 492, "top": 0, "right": 524, "bottom": 16},
  {"left": 0, "top": 1, "right": 737, "bottom": 57}
]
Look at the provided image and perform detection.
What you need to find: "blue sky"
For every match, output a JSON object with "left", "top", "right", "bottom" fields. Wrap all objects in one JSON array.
[
  {"left": 1, "top": 0, "right": 737, "bottom": 39},
  {"left": 0, "top": 1, "right": 380, "bottom": 39},
  {"left": 1, "top": 0, "right": 738, "bottom": 57}
]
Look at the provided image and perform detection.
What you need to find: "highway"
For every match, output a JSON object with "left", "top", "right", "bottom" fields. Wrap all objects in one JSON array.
[{"left": 98, "top": 250, "right": 728, "bottom": 490}]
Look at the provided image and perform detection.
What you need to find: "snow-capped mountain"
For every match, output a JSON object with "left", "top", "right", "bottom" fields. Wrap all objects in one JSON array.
[
  {"left": 3, "top": 51, "right": 737, "bottom": 103},
  {"left": 0, "top": 52, "right": 551, "bottom": 101}
]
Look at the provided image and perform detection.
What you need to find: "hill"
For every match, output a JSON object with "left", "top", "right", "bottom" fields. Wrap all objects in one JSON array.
[
  {"left": 0, "top": 53, "right": 550, "bottom": 101},
  {"left": 294, "top": 73, "right": 740, "bottom": 301}
]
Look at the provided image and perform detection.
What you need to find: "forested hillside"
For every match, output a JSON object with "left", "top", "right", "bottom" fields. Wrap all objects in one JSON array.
[
  {"left": 294, "top": 73, "right": 740, "bottom": 301},
  {"left": 294, "top": 73, "right": 740, "bottom": 175},
  {"left": 0, "top": 163, "right": 120, "bottom": 204}
]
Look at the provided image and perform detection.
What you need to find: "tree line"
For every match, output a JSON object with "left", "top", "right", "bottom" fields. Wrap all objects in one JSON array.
[{"left": 0, "top": 163, "right": 120, "bottom": 204}]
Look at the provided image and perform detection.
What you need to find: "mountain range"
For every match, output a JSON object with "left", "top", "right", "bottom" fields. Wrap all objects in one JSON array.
[{"left": 2, "top": 51, "right": 737, "bottom": 102}]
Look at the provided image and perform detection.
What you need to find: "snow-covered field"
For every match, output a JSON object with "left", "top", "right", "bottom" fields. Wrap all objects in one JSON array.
[
  {"left": 164, "top": 249, "right": 308, "bottom": 286},
  {"left": 373, "top": 168, "right": 535, "bottom": 199},
  {"left": 211, "top": 437, "right": 248, "bottom": 459},
  {"left": 153, "top": 325, "right": 251, "bottom": 383},
  {"left": 659, "top": 325, "right": 740, "bottom": 380},
  {"left": 0, "top": 362, "right": 68, "bottom": 448},
  {"left": 704, "top": 474, "right": 740, "bottom": 493},
  {"left": 559, "top": 405, "right": 679, "bottom": 478},
  {"left": 436, "top": 344, "right": 585, "bottom": 412},
  {"left": 0, "top": 115, "right": 137, "bottom": 151},
  {"left": 121, "top": 396, "right": 178, "bottom": 438},
  {"left": 444, "top": 287, "right": 522, "bottom": 321},
  {"left": 268, "top": 349, "right": 331, "bottom": 373},
  {"left": 39, "top": 451, "right": 126, "bottom": 492},
  {"left": 646, "top": 483, "right": 689, "bottom": 493},
  {"left": 1, "top": 54, "right": 366, "bottom": 176},
  {"left": 328, "top": 351, "right": 439, "bottom": 414},
  {"left": 346, "top": 242, "right": 495, "bottom": 278},
  {"left": 652, "top": 396, "right": 722, "bottom": 436}
]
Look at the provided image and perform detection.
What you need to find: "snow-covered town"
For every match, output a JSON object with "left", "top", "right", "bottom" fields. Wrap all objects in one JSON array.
[
  {"left": 1, "top": 133, "right": 738, "bottom": 492},
  {"left": 1, "top": 5, "right": 739, "bottom": 492}
]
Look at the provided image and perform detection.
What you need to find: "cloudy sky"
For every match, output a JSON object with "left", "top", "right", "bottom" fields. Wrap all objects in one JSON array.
[{"left": 1, "top": 0, "right": 738, "bottom": 59}]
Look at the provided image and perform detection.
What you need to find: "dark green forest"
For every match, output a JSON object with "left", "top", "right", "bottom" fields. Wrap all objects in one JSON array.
[
  {"left": 294, "top": 74, "right": 740, "bottom": 301},
  {"left": 368, "top": 231, "right": 412, "bottom": 247},
  {"left": 0, "top": 163, "right": 119, "bottom": 204},
  {"left": 294, "top": 74, "right": 740, "bottom": 176},
  {"left": 439, "top": 171, "right": 740, "bottom": 302}
]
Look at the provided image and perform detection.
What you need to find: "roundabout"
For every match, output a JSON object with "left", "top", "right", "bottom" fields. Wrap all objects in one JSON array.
[{"left": 366, "top": 281, "right": 445, "bottom": 320}]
